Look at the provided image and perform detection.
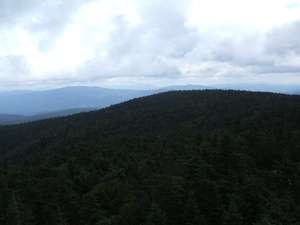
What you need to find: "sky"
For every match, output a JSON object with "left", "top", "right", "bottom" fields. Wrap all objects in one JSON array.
[{"left": 1, "top": 0, "right": 300, "bottom": 91}]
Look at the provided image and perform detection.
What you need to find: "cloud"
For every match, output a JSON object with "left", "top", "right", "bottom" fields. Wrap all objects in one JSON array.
[
  {"left": 0, "top": 55, "right": 30, "bottom": 76},
  {"left": 264, "top": 20, "right": 300, "bottom": 56},
  {"left": 0, "top": 55, "right": 31, "bottom": 85},
  {"left": 1, "top": 0, "right": 300, "bottom": 90},
  {"left": 181, "top": 17, "right": 300, "bottom": 80},
  {"left": 76, "top": 0, "right": 194, "bottom": 81},
  {"left": 0, "top": 0, "right": 39, "bottom": 26},
  {"left": 0, "top": 0, "right": 96, "bottom": 39}
]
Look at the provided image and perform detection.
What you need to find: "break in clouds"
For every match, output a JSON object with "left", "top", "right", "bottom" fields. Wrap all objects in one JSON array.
[{"left": 0, "top": 0, "right": 300, "bottom": 89}]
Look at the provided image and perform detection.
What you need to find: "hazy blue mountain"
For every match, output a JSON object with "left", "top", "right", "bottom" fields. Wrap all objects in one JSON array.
[
  {"left": 0, "top": 108, "right": 97, "bottom": 125},
  {"left": 0, "top": 114, "right": 26, "bottom": 124},
  {"left": 0, "top": 85, "right": 214, "bottom": 117},
  {"left": 292, "top": 90, "right": 300, "bottom": 95},
  {"left": 0, "top": 90, "right": 33, "bottom": 97},
  {"left": 1, "top": 84, "right": 298, "bottom": 125},
  {"left": 213, "top": 83, "right": 300, "bottom": 94},
  {"left": 157, "top": 84, "right": 214, "bottom": 91},
  {"left": 0, "top": 86, "right": 158, "bottom": 116}
]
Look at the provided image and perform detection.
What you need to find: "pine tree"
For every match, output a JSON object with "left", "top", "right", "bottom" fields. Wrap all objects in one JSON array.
[
  {"left": 183, "top": 192, "right": 206, "bottom": 225},
  {"left": 223, "top": 194, "right": 244, "bottom": 225},
  {"left": 146, "top": 202, "right": 167, "bottom": 225}
]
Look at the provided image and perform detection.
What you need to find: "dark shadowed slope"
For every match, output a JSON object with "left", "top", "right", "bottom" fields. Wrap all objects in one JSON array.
[
  {"left": 0, "top": 85, "right": 212, "bottom": 124},
  {"left": 1, "top": 89, "right": 299, "bottom": 163},
  {"left": 1, "top": 90, "right": 300, "bottom": 225}
]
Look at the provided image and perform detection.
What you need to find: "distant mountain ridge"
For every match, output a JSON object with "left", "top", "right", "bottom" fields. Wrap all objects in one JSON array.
[
  {"left": 213, "top": 83, "right": 300, "bottom": 94},
  {"left": 0, "top": 84, "right": 299, "bottom": 125},
  {"left": 0, "top": 108, "right": 97, "bottom": 125},
  {"left": 0, "top": 86, "right": 153, "bottom": 116},
  {"left": 0, "top": 113, "right": 26, "bottom": 124},
  {"left": 157, "top": 84, "right": 214, "bottom": 91},
  {"left": 0, "top": 85, "right": 211, "bottom": 124}
]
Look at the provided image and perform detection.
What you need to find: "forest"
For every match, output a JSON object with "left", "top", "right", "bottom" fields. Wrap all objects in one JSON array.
[{"left": 0, "top": 89, "right": 300, "bottom": 225}]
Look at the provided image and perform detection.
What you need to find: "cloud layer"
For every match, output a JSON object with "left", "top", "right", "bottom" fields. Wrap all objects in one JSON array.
[{"left": 1, "top": 0, "right": 300, "bottom": 90}]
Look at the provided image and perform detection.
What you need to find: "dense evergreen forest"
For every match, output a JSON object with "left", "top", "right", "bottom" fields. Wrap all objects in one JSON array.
[{"left": 0, "top": 90, "right": 300, "bottom": 225}]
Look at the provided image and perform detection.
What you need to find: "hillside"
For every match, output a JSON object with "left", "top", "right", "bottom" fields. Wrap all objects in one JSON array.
[
  {"left": 0, "top": 90, "right": 300, "bottom": 225},
  {"left": 1, "top": 84, "right": 298, "bottom": 125},
  {"left": 0, "top": 86, "right": 157, "bottom": 116},
  {"left": 0, "top": 85, "right": 211, "bottom": 124}
]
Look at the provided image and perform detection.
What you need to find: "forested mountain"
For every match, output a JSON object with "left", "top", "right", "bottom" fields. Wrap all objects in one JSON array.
[
  {"left": 0, "top": 85, "right": 211, "bottom": 116},
  {"left": 0, "top": 86, "right": 154, "bottom": 116},
  {"left": 0, "top": 90, "right": 300, "bottom": 225},
  {"left": 0, "top": 85, "right": 211, "bottom": 124},
  {"left": 1, "top": 83, "right": 298, "bottom": 124}
]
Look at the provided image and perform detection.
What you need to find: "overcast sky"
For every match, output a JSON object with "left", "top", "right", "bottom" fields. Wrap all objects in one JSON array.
[{"left": 1, "top": 0, "right": 300, "bottom": 90}]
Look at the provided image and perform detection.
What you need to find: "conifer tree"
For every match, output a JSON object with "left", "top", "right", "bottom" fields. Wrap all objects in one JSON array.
[{"left": 146, "top": 202, "right": 167, "bottom": 225}]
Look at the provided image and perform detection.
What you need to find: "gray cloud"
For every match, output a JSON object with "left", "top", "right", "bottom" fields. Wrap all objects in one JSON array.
[
  {"left": 108, "top": 0, "right": 195, "bottom": 58},
  {"left": 0, "top": 55, "right": 30, "bottom": 74},
  {"left": 78, "top": 12, "right": 300, "bottom": 84},
  {"left": 0, "top": 0, "right": 39, "bottom": 26},
  {"left": 182, "top": 19, "right": 300, "bottom": 79},
  {"left": 0, "top": 55, "right": 31, "bottom": 82},
  {"left": 0, "top": 0, "right": 96, "bottom": 40},
  {"left": 78, "top": 0, "right": 194, "bottom": 81},
  {"left": 264, "top": 20, "right": 300, "bottom": 56},
  {"left": 0, "top": 0, "right": 300, "bottom": 90}
]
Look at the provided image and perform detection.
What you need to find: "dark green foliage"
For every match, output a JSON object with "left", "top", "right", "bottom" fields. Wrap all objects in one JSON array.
[
  {"left": 0, "top": 90, "right": 300, "bottom": 224},
  {"left": 183, "top": 192, "right": 204, "bottom": 225},
  {"left": 223, "top": 194, "right": 244, "bottom": 225},
  {"left": 146, "top": 202, "right": 167, "bottom": 225}
]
